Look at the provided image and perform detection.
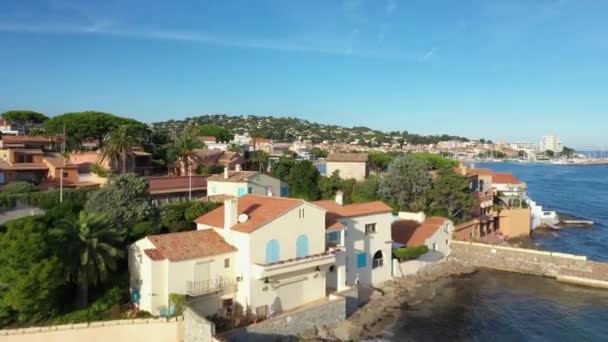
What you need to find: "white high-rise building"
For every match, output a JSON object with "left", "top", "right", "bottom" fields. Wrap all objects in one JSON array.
[{"left": 540, "top": 136, "right": 563, "bottom": 153}]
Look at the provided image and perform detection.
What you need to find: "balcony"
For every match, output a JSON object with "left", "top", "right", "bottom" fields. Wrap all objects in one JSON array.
[
  {"left": 186, "top": 277, "right": 235, "bottom": 297},
  {"left": 252, "top": 252, "right": 336, "bottom": 279},
  {"left": 475, "top": 189, "right": 494, "bottom": 201}
]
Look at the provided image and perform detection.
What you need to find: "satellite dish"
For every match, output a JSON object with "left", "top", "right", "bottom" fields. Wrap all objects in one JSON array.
[{"left": 238, "top": 214, "right": 249, "bottom": 223}]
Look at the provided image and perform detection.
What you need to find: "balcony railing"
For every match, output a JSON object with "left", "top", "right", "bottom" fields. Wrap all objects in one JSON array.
[{"left": 186, "top": 277, "right": 234, "bottom": 296}]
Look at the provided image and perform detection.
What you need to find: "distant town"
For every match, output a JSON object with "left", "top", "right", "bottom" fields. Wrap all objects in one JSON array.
[{"left": 0, "top": 110, "right": 606, "bottom": 342}]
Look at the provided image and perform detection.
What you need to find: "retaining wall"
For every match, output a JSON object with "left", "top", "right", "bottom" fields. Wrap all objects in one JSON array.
[
  {"left": 451, "top": 240, "right": 589, "bottom": 277},
  {"left": 222, "top": 295, "right": 346, "bottom": 342},
  {"left": 0, "top": 317, "right": 183, "bottom": 342}
]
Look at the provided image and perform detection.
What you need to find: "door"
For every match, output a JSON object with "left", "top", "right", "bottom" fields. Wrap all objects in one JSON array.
[{"left": 194, "top": 262, "right": 211, "bottom": 291}]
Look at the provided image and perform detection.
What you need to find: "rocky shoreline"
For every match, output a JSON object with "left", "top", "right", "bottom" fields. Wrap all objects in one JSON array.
[{"left": 308, "top": 259, "right": 476, "bottom": 341}]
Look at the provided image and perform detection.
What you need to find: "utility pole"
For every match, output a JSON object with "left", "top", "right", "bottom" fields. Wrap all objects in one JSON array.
[
  {"left": 188, "top": 164, "right": 192, "bottom": 201},
  {"left": 60, "top": 124, "right": 65, "bottom": 203}
]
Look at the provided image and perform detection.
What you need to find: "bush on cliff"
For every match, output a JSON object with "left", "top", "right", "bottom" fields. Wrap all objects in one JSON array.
[{"left": 393, "top": 245, "right": 429, "bottom": 261}]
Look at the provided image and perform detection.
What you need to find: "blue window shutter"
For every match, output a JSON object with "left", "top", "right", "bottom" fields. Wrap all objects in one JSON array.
[
  {"left": 237, "top": 187, "right": 246, "bottom": 196},
  {"left": 357, "top": 253, "right": 367, "bottom": 268},
  {"left": 296, "top": 235, "right": 309, "bottom": 258},
  {"left": 280, "top": 186, "right": 289, "bottom": 197},
  {"left": 211, "top": 186, "right": 217, "bottom": 194},
  {"left": 328, "top": 232, "right": 339, "bottom": 241},
  {"left": 265, "top": 240, "right": 280, "bottom": 264},
  {"left": 248, "top": 187, "right": 253, "bottom": 194}
]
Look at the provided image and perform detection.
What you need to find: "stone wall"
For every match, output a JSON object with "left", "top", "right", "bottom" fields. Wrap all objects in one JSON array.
[
  {"left": 184, "top": 308, "right": 215, "bottom": 342},
  {"left": 0, "top": 317, "right": 183, "bottom": 342},
  {"left": 451, "top": 240, "right": 588, "bottom": 277},
  {"left": 222, "top": 295, "right": 346, "bottom": 342}
]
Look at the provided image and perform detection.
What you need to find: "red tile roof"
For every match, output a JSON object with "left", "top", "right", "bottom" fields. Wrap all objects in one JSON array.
[
  {"left": 0, "top": 135, "right": 51, "bottom": 143},
  {"left": 147, "top": 176, "right": 207, "bottom": 194},
  {"left": 491, "top": 172, "right": 520, "bottom": 184},
  {"left": 392, "top": 217, "right": 449, "bottom": 247},
  {"left": 145, "top": 229, "right": 236, "bottom": 261},
  {"left": 314, "top": 200, "right": 392, "bottom": 230},
  {"left": 207, "top": 170, "right": 258, "bottom": 183},
  {"left": 195, "top": 194, "right": 306, "bottom": 233}
]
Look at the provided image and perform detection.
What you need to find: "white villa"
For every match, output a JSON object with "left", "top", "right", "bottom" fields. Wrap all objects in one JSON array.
[
  {"left": 315, "top": 191, "right": 393, "bottom": 287},
  {"left": 129, "top": 195, "right": 336, "bottom": 318},
  {"left": 207, "top": 167, "right": 289, "bottom": 198}
]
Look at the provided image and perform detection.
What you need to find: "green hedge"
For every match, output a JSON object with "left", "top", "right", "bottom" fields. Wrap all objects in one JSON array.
[
  {"left": 0, "top": 188, "right": 93, "bottom": 210},
  {"left": 393, "top": 245, "right": 429, "bottom": 260}
]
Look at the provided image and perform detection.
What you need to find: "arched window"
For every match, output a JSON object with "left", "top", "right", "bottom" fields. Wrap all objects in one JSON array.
[
  {"left": 372, "top": 250, "right": 383, "bottom": 269},
  {"left": 296, "top": 234, "right": 309, "bottom": 258},
  {"left": 265, "top": 240, "right": 280, "bottom": 264}
]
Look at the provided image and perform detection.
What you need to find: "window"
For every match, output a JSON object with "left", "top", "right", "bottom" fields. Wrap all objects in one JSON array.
[
  {"left": 356, "top": 253, "right": 367, "bottom": 268},
  {"left": 265, "top": 240, "right": 280, "bottom": 264},
  {"left": 328, "top": 231, "right": 339, "bottom": 244},
  {"left": 372, "top": 251, "right": 383, "bottom": 269},
  {"left": 248, "top": 187, "right": 253, "bottom": 194},
  {"left": 298, "top": 208, "right": 305, "bottom": 218},
  {"left": 224, "top": 258, "right": 230, "bottom": 268},
  {"left": 365, "top": 223, "right": 376, "bottom": 235},
  {"left": 296, "top": 235, "right": 309, "bottom": 258},
  {"left": 62, "top": 171, "right": 69, "bottom": 178},
  {"left": 16, "top": 154, "right": 33, "bottom": 163},
  {"left": 280, "top": 186, "right": 289, "bottom": 197},
  {"left": 329, "top": 265, "right": 335, "bottom": 272}
]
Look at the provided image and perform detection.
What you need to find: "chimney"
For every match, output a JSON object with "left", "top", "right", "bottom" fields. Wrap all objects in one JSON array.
[
  {"left": 335, "top": 191, "right": 344, "bottom": 206},
  {"left": 235, "top": 164, "right": 242, "bottom": 172},
  {"left": 224, "top": 198, "right": 238, "bottom": 231},
  {"left": 224, "top": 166, "right": 229, "bottom": 179},
  {"left": 266, "top": 187, "right": 273, "bottom": 197}
]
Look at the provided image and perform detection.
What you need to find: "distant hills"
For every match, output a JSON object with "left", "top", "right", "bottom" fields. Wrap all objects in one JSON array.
[{"left": 150, "top": 114, "right": 474, "bottom": 145}]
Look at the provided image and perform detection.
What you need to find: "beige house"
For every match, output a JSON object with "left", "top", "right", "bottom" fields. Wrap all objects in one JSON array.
[
  {"left": 207, "top": 168, "right": 289, "bottom": 197},
  {"left": 325, "top": 153, "right": 369, "bottom": 180},
  {"left": 130, "top": 195, "right": 334, "bottom": 319}
]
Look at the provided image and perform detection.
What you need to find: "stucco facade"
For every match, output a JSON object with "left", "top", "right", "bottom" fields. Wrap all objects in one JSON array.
[
  {"left": 498, "top": 207, "right": 532, "bottom": 239},
  {"left": 207, "top": 172, "right": 288, "bottom": 198},
  {"left": 325, "top": 161, "right": 368, "bottom": 181}
]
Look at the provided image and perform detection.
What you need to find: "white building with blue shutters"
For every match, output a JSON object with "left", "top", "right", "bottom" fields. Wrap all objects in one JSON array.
[
  {"left": 315, "top": 192, "right": 394, "bottom": 288},
  {"left": 206, "top": 167, "right": 289, "bottom": 198}
]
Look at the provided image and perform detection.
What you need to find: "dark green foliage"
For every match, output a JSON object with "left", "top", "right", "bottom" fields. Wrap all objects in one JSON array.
[
  {"left": 247, "top": 151, "right": 269, "bottom": 171},
  {"left": 0, "top": 217, "right": 68, "bottom": 323},
  {"left": 0, "top": 181, "right": 37, "bottom": 195},
  {"left": 100, "top": 124, "right": 145, "bottom": 173},
  {"left": 561, "top": 146, "right": 576, "bottom": 158},
  {"left": 545, "top": 150, "right": 555, "bottom": 157},
  {"left": 1, "top": 110, "right": 48, "bottom": 124},
  {"left": 161, "top": 201, "right": 220, "bottom": 233},
  {"left": 368, "top": 152, "right": 393, "bottom": 173},
  {"left": 393, "top": 245, "right": 429, "bottom": 260},
  {"left": 197, "top": 124, "right": 233, "bottom": 142},
  {"left": 379, "top": 155, "right": 433, "bottom": 211},
  {"left": 350, "top": 176, "right": 381, "bottom": 203},
  {"left": 428, "top": 169, "right": 475, "bottom": 223},
  {"left": 131, "top": 221, "right": 162, "bottom": 241},
  {"left": 44, "top": 111, "right": 147, "bottom": 149},
  {"left": 411, "top": 152, "right": 457, "bottom": 170},
  {"left": 318, "top": 170, "right": 343, "bottom": 199},
  {"left": 271, "top": 157, "right": 295, "bottom": 182},
  {"left": 288, "top": 160, "right": 320, "bottom": 200},
  {"left": 90, "top": 163, "right": 111, "bottom": 177},
  {"left": 311, "top": 147, "right": 328, "bottom": 159},
  {"left": 0, "top": 188, "right": 92, "bottom": 210},
  {"left": 51, "top": 287, "right": 127, "bottom": 324},
  {"left": 195, "top": 164, "right": 224, "bottom": 175},
  {"left": 85, "top": 174, "right": 157, "bottom": 232}
]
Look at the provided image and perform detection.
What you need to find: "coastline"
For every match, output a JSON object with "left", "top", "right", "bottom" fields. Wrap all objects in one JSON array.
[{"left": 308, "top": 259, "right": 476, "bottom": 341}]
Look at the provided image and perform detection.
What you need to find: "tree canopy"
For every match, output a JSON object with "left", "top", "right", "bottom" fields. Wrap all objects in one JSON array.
[
  {"left": 288, "top": 160, "right": 320, "bottom": 200},
  {"left": 84, "top": 174, "right": 157, "bottom": 236},
  {"left": 368, "top": 152, "right": 393, "bottom": 173},
  {"left": 44, "top": 112, "right": 147, "bottom": 149},
  {"left": 378, "top": 155, "right": 433, "bottom": 211},
  {"left": 197, "top": 124, "right": 233, "bottom": 143},
  {"left": 411, "top": 152, "right": 457, "bottom": 170},
  {"left": 428, "top": 169, "right": 475, "bottom": 223},
  {"left": 1, "top": 110, "right": 48, "bottom": 124}
]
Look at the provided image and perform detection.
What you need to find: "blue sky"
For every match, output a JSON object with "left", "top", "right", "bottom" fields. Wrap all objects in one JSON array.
[{"left": 1, "top": 0, "right": 607, "bottom": 149}]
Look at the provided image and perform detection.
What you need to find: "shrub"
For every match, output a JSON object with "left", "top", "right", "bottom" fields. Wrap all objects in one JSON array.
[
  {"left": 1, "top": 181, "right": 37, "bottom": 195},
  {"left": 90, "top": 163, "right": 111, "bottom": 177},
  {"left": 168, "top": 294, "right": 187, "bottom": 316},
  {"left": 393, "top": 245, "right": 429, "bottom": 261}
]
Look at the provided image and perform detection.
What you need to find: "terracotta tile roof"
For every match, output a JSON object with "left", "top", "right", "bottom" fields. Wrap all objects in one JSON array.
[
  {"left": 147, "top": 176, "right": 208, "bottom": 194},
  {"left": 195, "top": 194, "right": 306, "bottom": 233},
  {"left": 145, "top": 229, "right": 236, "bottom": 262},
  {"left": 392, "top": 217, "right": 449, "bottom": 247},
  {"left": 207, "top": 170, "right": 259, "bottom": 183},
  {"left": 326, "top": 153, "right": 369, "bottom": 163},
  {"left": 198, "top": 136, "right": 217, "bottom": 143},
  {"left": 467, "top": 168, "right": 494, "bottom": 177},
  {"left": 0, "top": 135, "right": 51, "bottom": 143},
  {"left": 491, "top": 172, "right": 520, "bottom": 184},
  {"left": 314, "top": 200, "right": 392, "bottom": 230}
]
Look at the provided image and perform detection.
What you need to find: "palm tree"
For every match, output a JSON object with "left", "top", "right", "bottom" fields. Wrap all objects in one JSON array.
[
  {"left": 55, "top": 211, "right": 125, "bottom": 308},
  {"left": 100, "top": 125, "right": 140, "bottom": 173},
  {"left": 167, "top": 132, "right": 205, "bottom": 176}
]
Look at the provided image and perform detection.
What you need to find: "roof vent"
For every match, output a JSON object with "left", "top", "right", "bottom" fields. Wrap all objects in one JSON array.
[{"left": 238, "top": 213, "right": 249, "bottom": 223}]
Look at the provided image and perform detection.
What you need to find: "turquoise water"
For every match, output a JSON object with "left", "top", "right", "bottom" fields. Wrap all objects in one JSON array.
[{"left": 388, "top": 163, "right": 608, "bottom": 341}]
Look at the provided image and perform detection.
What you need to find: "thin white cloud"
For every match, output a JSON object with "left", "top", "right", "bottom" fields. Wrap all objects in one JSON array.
[{"left": 420, "top": 47, "right": 437, "bottom": 61}]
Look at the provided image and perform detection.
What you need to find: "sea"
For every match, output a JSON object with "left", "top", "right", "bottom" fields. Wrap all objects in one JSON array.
[{"left": 386, "top": 163, "right": 608, "bottom": 341}]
